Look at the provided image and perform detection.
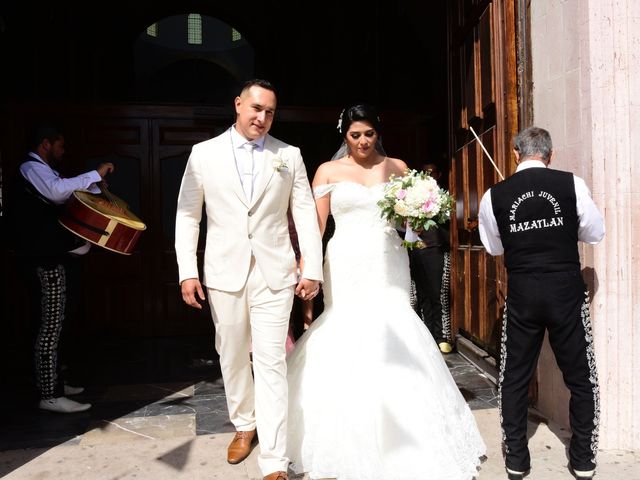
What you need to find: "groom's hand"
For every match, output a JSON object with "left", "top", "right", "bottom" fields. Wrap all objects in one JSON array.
[
  {"left": 296, "top": 278, "right": 320, "bottom": 301},
  {"left": 181, "top": 278, "right": 206, "bottom": 309}
]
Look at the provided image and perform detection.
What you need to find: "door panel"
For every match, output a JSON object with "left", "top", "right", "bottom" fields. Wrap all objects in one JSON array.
[
  {"left": 448, "top": 0, "right": 516, "bottom": 356},
  {"left": 464, "top": 33, "right": 479, "bottom": 124},
  {"left": 153, "top": 120, "right": 227, "bottom": 336},
  {"left": 72, "top": 119, "right": 150, "bottom": 338},
  {"left": 479, "top": 6, "right": 495, "bottom": 111}
]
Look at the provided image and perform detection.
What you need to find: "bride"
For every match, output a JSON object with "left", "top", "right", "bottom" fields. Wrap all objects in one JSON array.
[{"left": 286, "top": 104, "right": 486, "bottom": 480}]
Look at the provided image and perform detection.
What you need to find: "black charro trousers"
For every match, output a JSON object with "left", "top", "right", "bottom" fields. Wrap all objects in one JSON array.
[
  {"left": 409, "top": 246, "right": 447, "bottom": 342},
  {"left": 22, "top": 254, "right": 81, "bottom": 401},
  {"left": 500, "top": 270, "right": 599, "bottom": 473}
]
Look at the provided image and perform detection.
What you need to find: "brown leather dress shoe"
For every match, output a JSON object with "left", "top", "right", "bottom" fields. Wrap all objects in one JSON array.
[
  {"left": 227, "top": 429, "right": 257, "bottom": 464},
  {"left": 263, "top": 471, "right": 288, "bottom": 480}
]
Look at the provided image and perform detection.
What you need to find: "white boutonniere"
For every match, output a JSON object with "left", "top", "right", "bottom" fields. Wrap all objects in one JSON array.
[{"left": 273, "top": 157, "right": 289, "bottom": 172}]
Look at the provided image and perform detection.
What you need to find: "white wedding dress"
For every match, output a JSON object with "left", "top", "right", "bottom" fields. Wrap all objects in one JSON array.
[{"left": 286, "top": 182, "right": 486, "bottom": 480}]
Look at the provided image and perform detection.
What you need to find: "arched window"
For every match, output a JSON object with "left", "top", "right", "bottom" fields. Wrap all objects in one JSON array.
[
  {"left": 134, "top": 14, "right": 255, "bottom": 103},
  {"left": 187, "top": 13, "right": 202, "bottom": 45},
  {"left": 146, "top": 23, "right": 158, "bottom": 37}
]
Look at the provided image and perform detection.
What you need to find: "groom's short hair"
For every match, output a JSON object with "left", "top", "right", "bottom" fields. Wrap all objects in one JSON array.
[{"left": 240, "top": 79, "right": 276, "bottom": 96}]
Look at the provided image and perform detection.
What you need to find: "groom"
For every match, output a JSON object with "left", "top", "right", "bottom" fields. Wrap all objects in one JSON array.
[{"left": 175, "top": 79, "right": 323, "bottom": 480}]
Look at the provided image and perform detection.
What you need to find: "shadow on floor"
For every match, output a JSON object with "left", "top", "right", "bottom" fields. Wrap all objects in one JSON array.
[
  {"left": 0, "top": 335, "right": 225, "bottom": 452},
  {"left": 0, "top": 336, "right": 499, "bottom": 478}
]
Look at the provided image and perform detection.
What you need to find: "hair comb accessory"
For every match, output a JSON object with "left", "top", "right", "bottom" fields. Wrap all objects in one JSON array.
[{"left": 336, "top": 109, "right": 345, "bottom": 133}]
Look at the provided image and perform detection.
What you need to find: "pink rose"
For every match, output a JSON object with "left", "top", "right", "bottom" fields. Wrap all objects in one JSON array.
[{"left": 396, "top": 189, "right": 407, "bottom": 200}]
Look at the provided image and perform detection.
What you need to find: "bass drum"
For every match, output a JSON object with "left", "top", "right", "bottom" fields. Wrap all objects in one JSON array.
[{"left": 59, "top": 190, "right": 146, "bottom": 255}]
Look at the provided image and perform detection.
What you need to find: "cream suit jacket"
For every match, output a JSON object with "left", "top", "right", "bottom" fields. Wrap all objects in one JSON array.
[{"left": 175, "top": 129, "right": 323, "bottom": 292}]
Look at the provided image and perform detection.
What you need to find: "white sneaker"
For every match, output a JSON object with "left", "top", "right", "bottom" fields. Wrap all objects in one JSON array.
[
  {"left": 39, "top": 396, "right": 91, "bottom": 413},
  {"left": 63, "top": 384, "right": 85, "bottom": 396}
]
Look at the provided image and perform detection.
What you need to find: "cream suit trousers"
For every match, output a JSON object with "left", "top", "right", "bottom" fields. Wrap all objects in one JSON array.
[{"left": 207, "top": 256, "right": 294, "bottom": 475}]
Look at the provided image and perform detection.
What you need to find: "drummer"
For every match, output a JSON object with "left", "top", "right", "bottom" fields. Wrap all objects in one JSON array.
[{"left": 6, "top": 122, "right": 113, "bottom": 413}]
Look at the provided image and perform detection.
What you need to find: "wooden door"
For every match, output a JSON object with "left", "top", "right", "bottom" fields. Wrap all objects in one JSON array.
[
  {"left": 71, "top": 118, "right": 152, "bottom": 338},
  {"left": 447, "top": 0, "right": 519, "bottom": 358},
  {"left": 151, "top": 116, "right": 230, "bottom": 337},
  {"left": 0, "top": 104, "right": 432, "bottom": 344}
]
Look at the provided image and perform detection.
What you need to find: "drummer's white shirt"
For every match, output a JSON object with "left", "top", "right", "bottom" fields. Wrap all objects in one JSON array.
[
  {"left": 21, "top": 152, "right": 102, "bottom": 204},
  {"left": 21, "top": 152, "right": 102, "bottom": 255}
]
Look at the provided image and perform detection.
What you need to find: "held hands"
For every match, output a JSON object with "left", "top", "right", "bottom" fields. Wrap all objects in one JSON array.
[
  {"left": 296, "top": 278, "right": 320, "bottom": 301},
  {"left": 181, "top": 278, "right": 206, "bottom": 309}
]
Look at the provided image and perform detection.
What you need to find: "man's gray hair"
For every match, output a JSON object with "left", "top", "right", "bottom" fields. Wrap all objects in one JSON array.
[{"left": 513, "top": 126, "right": 553, "bottom": 161}]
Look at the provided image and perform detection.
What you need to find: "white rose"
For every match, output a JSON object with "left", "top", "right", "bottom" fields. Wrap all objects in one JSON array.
[{"left": 393, "top": 200, "right": 410, "bottom": 217}]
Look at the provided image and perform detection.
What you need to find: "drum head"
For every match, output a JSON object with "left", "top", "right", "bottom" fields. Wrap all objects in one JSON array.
[{"left": 73, "top": 191, "right": 146, "bottom": 230}]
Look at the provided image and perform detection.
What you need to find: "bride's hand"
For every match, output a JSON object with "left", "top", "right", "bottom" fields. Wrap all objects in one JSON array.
[{"left": 296, "top": 278, "right": 320, "bottom": 300}]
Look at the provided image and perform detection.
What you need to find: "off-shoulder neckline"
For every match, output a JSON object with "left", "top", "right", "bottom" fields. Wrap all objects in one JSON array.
[{"left": 314, "top": 180, "right": 388, "bottom": 189}]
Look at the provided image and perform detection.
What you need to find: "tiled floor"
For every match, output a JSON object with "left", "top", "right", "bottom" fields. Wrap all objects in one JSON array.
[
  {"left": 0, "top": 336, "right": 498, "bottom": 452},
  {"left": 2, "top": 337, "right": 638, "bottom": 479}
]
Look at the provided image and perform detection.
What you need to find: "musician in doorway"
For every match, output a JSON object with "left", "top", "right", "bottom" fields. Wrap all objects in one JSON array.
[
  {"left": 408, "top": 162, "right": 453, "bottom": 354},
  {"left": 7, "top": 123, "right": 114, "bottom": 413}
]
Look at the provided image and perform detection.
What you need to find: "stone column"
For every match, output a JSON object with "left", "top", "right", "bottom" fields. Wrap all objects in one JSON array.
[{"left": 530, "top": 0, "right": 639, "bottom": 450}]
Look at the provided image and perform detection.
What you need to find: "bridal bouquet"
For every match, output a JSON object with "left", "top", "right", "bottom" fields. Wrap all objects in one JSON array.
[{"left": 377, "top": 169, "right": 455, "bottom": 248}]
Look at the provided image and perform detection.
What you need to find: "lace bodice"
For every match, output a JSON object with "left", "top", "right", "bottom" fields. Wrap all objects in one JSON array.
[
  {"left": 316, "top": 182, "right": 410, "bottom": 308},
  {"left": 318, "top": 181, "right": 393, "bottom": 232}
]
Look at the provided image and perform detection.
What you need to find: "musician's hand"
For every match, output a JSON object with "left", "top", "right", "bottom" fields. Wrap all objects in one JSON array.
[
  {"left": 97, "top": 162, "right": 115, "bottom": 178},
  {"left": 181, "top": 278, "right": 206, "bottom": 309}
]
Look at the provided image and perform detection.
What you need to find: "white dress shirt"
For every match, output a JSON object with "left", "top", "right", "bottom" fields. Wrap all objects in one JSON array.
[
  {"left": 21, "top": 152, "right": 102, "bottom": 205},
  {"left": 21, "top": 152, "right": 102, "bottom": 254},
  {"left": 230, "top": 126, "right": 265, "bottom": 202},
  {"left": 478, "top": 160, "right": 605, "bottom": 256}
]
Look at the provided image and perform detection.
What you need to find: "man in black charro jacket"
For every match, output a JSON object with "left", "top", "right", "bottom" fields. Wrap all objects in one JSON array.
[
  {"left": 6, "top": 123, "right": 113, "bottom": 414},
  {"left": 478, "top": 126, "right": 605, "bottom": 480}
]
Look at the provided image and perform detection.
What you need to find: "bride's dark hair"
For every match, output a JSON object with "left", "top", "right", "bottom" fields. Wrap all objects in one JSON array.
[
  {"left": 337, "top": 104, "right": 382, "bottom": 136},
  {"left": 330, "top": 104, "right": 386, "bottom": 160}
]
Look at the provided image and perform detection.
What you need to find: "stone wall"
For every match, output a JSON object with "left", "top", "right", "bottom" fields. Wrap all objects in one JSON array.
[{"left": 530, "top": 0, "right": 640, "bottom": 450}]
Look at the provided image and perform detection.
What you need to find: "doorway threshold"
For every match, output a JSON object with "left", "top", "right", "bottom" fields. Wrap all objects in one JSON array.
[{"left": 455, "top": 335, "right": 499, "bottom": 385}]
